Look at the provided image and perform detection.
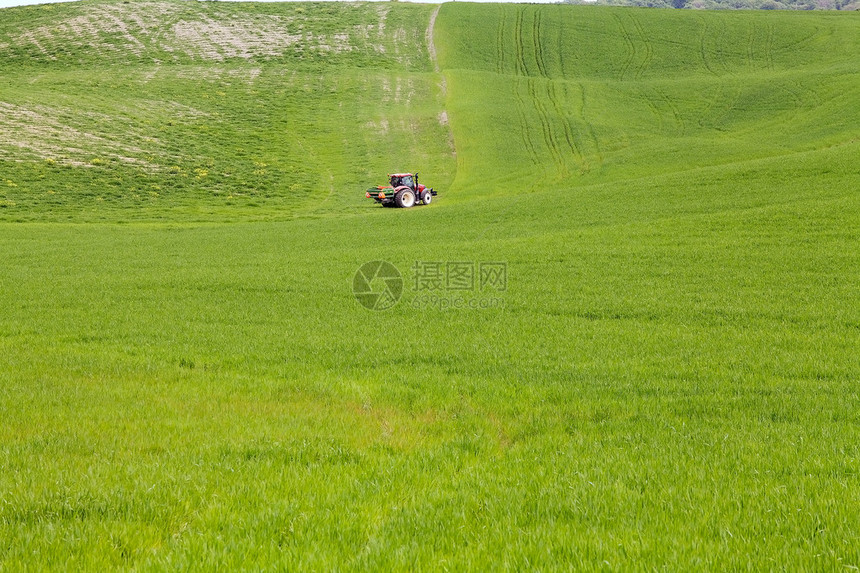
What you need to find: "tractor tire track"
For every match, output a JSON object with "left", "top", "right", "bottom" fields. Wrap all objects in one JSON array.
[
  {"left": 496, "top": 6, "right": 506, "bottom": 75},
  {"left": 797, "top": 77, "right": 821, "bottom": 107},
  {"left": 557, "top": 12, "right": 567, "bottom": 78},
  {"left": 564, "top": 82, "right": 597, "bottom": 172},
  {"left": 527, "top": 77, "right": 566, "bottom": 176},
  {"left": 611, "top": 12, "right": 636, "bottom": 81},
  {"left": 746, "top": 22, "right": 756, "bottom": 71},
  {"left": 628, "top": 13, "right": 653, "bottom": 80},
  {"left": 765, "top": 22, "right": 775, "bottom": 71},
  {"left": 533, "top": 8, "right": 548, "bottom": 78},
  {"left": 773, "top": 26, "right": 821, "bottom": 54},
  {"left": 531, "top": 7, "right": 570, "bottom": 173},
  {"left": 577, "top": 82, "right": 604, "bottom": 170},
  {"left": 713, "top": 18, "right": 733, "bottom": 77},
  {"left": 698, "top": 82, "right": 720, "bottom": 128},
  {"left": 707, "top": 83, "right": 742, "bottom": 129},
  {"left": 638, "top": 86, "right": 665, "bottom": 134},
  {"left": 514, "top": 8, "right": 526, "bottom": 76},
  {"left": 698, "top": 17, "right": 719, "bottom": 77},
  {"left": 655, "top": 86, "right": 685, "bottom": 135},
  {"left": 513, "top": 78, "right": 540, "bottom": 166},
  {"left": 548, "top": 80, "right": 583, "bottom": 173},
  {"left": 511, "top": 8, "right": 539, "bottom": 165},
  {"left": 780, "top": 80, "right": 806, "bottom": 110}
]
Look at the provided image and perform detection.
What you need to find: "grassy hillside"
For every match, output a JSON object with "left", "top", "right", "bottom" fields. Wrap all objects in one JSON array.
[
  {"left": 0, "top": 0, "right": 452, "bottom": 221},
  {"left": 1, "top": 1, "right": 859, "bottom": 570},
  {"left": 438, "top": 5, "right": 860, "bottom": 192}
]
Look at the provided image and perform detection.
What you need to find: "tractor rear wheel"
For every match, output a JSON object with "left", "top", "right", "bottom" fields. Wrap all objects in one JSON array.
[{"left": 395, "top": 189, "right": 416, "bottom": 208}]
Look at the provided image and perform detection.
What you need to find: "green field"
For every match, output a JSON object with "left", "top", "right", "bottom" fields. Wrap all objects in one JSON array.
[{"left": 1, "top": 1, "right": 859, "bottom": 569}]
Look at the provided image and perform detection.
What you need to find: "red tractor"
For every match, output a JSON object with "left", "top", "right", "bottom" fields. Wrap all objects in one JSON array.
[{"left": 365, "top": 173, "right": 436, "bottom": 208}]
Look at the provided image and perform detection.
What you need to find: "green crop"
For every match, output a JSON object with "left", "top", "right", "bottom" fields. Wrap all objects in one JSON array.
[{"left": 1, "top": 1, "right": 858, "bottom": 569}]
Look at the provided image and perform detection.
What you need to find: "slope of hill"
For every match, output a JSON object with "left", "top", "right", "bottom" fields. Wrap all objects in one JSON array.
[
  {"left": 2, "top": 2, "right": 857, "bottom": 225},
  {"left": 438, "top": 5, "right": 859, "bottom": 193},
  {"left": 1, "top": 2, "right": 859, "bottom": 570},
  {"left": 0, "top": 0, "right": 453, "bottom": 220}
]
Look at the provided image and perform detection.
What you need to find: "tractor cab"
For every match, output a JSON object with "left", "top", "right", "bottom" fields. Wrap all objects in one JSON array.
[{"left": 389, "top": 173, "right": 416, "bottom": 190}]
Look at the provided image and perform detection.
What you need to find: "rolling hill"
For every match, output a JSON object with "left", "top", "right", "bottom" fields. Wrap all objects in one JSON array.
[
  {"left": 0, "top": 0, "right": 451, "bottom": 220},
  {"left": 1, "top": 1, "right": 859, "bottom": 569}
]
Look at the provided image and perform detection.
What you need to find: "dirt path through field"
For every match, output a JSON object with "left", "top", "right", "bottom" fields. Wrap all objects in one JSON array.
[
  {"left": 427, "top": 5, "right": 454, "bottom": 159},
  {"left": 427, "top": 5, "right": 441, "bottom": 74},
  {"left": 428, "top": 4, "right": 448, "bottom": 101}
]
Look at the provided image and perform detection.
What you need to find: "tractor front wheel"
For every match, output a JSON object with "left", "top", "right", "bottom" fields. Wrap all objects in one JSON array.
[
  {"left": 395, "top": 189, "right": 416, "bottom": 208},
  {"left": 420, "top": 190, "right": 433, "bottom": 205}
]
